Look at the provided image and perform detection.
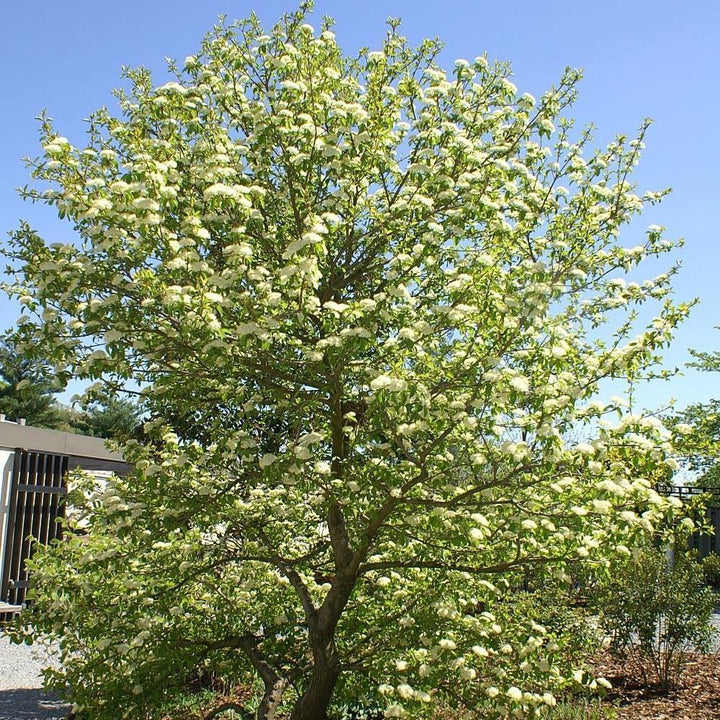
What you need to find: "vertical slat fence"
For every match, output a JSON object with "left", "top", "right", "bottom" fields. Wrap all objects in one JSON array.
[{"left": 1, "top": 449, "right": 68, "bottom": 620}]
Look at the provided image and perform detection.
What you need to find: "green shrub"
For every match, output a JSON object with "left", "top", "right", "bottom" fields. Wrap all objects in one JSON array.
[
  {"left": 594, "top": 546, "right": 716, "bottom": 690},
  {"left": 701, "top": 552, "right": 720, "bottom": 589}
]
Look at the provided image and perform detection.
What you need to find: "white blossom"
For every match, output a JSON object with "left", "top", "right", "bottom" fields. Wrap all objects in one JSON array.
[
  {"left": 507, "top": 686, "right": 523, "bottom": 701},
  {"left": 259, "top": 454, "right": 277, "bottom": 468},
  {"left": 370, "top": 375, "right": 407, "bottom": 392}
]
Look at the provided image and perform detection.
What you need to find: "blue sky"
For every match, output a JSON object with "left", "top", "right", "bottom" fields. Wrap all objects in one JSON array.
[{"left": 1, "top": 0, "right": 718, "bottom": 410}]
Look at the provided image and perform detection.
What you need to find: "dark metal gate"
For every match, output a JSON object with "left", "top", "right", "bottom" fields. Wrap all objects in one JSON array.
[
  {"left": 1, "top": 449, "right": 68, "bottom": 613},
  {"left": 657, "top": 483, "right": 720, "bottom": 560}
]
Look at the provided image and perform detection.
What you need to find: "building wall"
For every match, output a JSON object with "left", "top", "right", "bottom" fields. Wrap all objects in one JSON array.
[
  {"left": 0, "top": 421, "right": 123, "bottom": 461},
  {"left": 0, "top": 423, "right": 128, "bottom": 603},
  {"left": 0, "top": 450, "right": 14, "bottom": 588}
]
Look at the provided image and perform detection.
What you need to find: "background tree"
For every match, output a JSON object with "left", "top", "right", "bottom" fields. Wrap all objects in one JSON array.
[
  {"left": 0, "top": 335, "right": 140, "bottom": 436},
  {"left": 0, "top": 335, "right": 64, "bottom": 427},
  {"left": 5, "top": 6, "right": 689, "bottom": 720},
  {"left": 668, "top": 338, "right": 720, "bottom": 486},
  {"left": 74, "top": 389, "right": 143, "bottom": 440}
]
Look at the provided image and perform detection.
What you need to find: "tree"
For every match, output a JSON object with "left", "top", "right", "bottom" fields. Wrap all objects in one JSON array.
[
  {"left": 669, "top": 340, "right": 720, "bottom": 486},
  {"left": 75, "top": 390, "right": 143, "bottom": 440},
  {"left": 0, "top": 335, "right": 64, "bottom": 427},
  {"left": 0, "top": 335, "right": 140, "bottom": 436},
  {"left": 4, "top": 6, "right": 690, "bottom": 719}
]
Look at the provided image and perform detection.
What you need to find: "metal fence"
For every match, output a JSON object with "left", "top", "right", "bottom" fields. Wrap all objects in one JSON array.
[
  {"left": 656, "top": 483, "right": 720, "bottom": 560},
  {"left": 1, "top": 449, "right": 68, "bottom": 620}
]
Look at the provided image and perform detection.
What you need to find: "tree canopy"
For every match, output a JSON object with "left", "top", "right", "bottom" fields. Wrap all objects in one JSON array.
[
  {"left": 0, "top": 336, "right": 140, "bottom": 437},
  {"left": 0, "top": 336, "right": 65, "bottom": 427},
  {"left": 670, "top": 339, "right": 720, "bottom": 487},
  {"left": 4, "top": 6, "right": 690, "bottom": 719}
]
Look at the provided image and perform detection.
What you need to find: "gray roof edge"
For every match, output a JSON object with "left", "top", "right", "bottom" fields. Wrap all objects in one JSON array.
[{"left": 0, "top": 422, "right": 124, "bottom": 461}]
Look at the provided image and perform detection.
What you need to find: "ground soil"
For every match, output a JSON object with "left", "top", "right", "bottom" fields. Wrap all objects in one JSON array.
[
  {"left": 594, "top": 651, "right": 720, "bottom": 720},
  {"left": 169, "top": 652, "right": 720, "bottom": 720}
]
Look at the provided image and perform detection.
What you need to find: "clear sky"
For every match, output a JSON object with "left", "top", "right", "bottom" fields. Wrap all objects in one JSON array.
[{"left": 1, "top": 0, "right": 718, "bottom": 410}]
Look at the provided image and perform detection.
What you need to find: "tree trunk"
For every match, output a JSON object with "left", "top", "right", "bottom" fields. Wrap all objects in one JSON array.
[
  {"left": 257, "top": 677, "right": 288, "bottom": 720},
  {"left": 289, "top": 661, "right": 340, "bottom": 720},
  {"left": 289, "top": 619, "right": 346, "bottom": 720}
]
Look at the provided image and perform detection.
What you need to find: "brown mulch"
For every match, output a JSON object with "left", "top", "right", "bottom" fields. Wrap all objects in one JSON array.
[
  {"left": 164, "top": 654, "right": 720, "bottom": 720},
  {"left": 161, "top": 684, "right": 256, "bottom": 720},
  {"left": 593, "top": 652, "right": 720, "bottom": 720}
]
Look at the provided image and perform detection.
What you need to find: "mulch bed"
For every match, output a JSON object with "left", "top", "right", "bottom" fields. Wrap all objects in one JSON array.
[
  {"left": 594, "top": 652, "right": 720, "bottom": 720},
  {"left": 164, "top": 653, "right": 720, "bottom": 720}
]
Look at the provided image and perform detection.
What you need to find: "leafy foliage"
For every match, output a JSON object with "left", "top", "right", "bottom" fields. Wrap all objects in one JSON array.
[
  {"left": 0, "top": 335, "right": 65, "bottom": 427},
  {"left": 700, "top": 551, "right": 720, "bottom": 589},
  {"left": 74, "top": 391, "right": 142, "bottom": 440},
  {"left": 0, "top": 336, "right": 140, "bottom": 437},
  {"left": 544, "top": 700, "right": 617, "bottom": 720},
  {"left": 593, "top": 545, "right": 716, "bottom": 690},
  {"left": 666, "top": 329, "right": 720, "bottom": 486},
  {"left": 4, "top": 4, "right": 690, "bottom": 719},
  {"left": 670, "top": 400, "right": 720, "bottom": 487}
]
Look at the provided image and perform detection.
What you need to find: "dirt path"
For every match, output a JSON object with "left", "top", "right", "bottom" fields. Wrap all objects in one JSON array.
[
  {"left": 0, "top": 635, "right": 70, "bottom": 720},
  {"left": 0, "top": 689, "right": 69, "bottom": 720}
]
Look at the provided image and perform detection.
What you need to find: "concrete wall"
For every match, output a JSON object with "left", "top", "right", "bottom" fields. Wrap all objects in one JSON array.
[
  {"left": 0, "top": 421, "right": 123, "bottom": 461},
  {"left": 0, "top": 450, "right": 14, "bottom": 594}
]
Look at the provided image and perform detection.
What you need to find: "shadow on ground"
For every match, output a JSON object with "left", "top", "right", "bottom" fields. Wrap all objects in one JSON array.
[{"left": 0, "top": 688, "right": 70, "bottom": 720}]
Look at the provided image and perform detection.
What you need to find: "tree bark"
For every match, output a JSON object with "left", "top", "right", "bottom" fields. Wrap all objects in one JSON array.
[
  {"left": 289, "top": 633, "right": 341, "bottom": 720},
  {"left": 287, "top": 378, "right": 357, "bottom": 719},
  {"left": 257, "top": 677, "right": 288, "bottom": 720},
  {"left": 290, "top": 568, "right": 358, "bottom": 720},
  {"left": 289, "top": 668, "right": 339, "bottom": 720}
]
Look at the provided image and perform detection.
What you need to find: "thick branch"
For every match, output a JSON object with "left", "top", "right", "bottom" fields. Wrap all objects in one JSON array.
[
  {"left": 178, "top": 633, "right": 280, "bottom": 688},
  {"left": 328, "top": 500, "right": 353, "bottom": 573},
  {"left": 255, "top": 528, "right": 317, "bottom": 622},
  {"left": 326, "top": 369, "right": 354, "bottom": 573},
  {"left": 204, "top": 702, "right": 253, "bottom": 720},
  {"left": 359, "top": 553, "right": 573, "bottom": 576}
]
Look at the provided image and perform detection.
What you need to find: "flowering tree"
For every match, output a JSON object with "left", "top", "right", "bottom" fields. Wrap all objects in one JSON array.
[{"left": 6, "top": 5, "right": 690, "bottom": 719}]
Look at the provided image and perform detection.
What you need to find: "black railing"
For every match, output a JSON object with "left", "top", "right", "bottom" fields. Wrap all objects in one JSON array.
[
  {"left": 656, "top": 483, "right": 720, "bottom": 560},
  {"left": 655, "top": 483, "right": 720, "bottom": 499},
  {"left": 1, "top": 449, "right": 68, "bottom": 620}
]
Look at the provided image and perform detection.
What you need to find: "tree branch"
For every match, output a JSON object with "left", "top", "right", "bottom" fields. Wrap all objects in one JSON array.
[
  {"left": 359, "top": 553, "right": 573, "bottom": 575},
  {"left": 204, "top": 702, "right": 253, "bottom": 720},
  {"left": 256, "top": 527, "right": 318, "bottom": 622}
]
